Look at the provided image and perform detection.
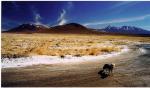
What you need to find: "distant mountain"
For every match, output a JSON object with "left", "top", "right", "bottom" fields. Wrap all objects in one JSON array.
[
  {"left": 4, "top": 23, "right": 150, "bottom": 36},
  {"left": 49, "top": 23, "right": 104, "bottom": 34},
  {"left": 5, "top": 23, "right": 105, "bottom": 35},
  {"left": 6, "top": 24, "right": 50, "bottom": 33},
  {"left": 101, "top": 25, "right": 150, "bottom": 35}
]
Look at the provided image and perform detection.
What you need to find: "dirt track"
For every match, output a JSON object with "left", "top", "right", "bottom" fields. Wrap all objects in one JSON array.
[{"left": 2, "top": 45, "right": 150, "bottom": 87}]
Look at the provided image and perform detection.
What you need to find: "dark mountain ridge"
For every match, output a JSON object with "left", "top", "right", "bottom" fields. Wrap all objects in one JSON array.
[
  {"left": 4, "top": 23, "right": 106, "bottom": 35},
  {"left": 6, "top": 24, "right": 50, "bottom": 33},
  {"left": 3, "top": 23, "right": 150, "bottom": 36}
]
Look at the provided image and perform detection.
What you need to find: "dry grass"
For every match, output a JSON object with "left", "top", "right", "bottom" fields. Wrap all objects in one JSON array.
[{"left": 2, "top": 33, "right": 150, "bottom": 58}]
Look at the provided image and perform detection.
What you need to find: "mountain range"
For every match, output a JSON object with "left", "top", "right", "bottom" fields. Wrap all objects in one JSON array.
[
  {"left": 3, "top": 23, "right": 150, "bottom": 36},
  {"left": 101, "top": 25, "right": 150, "bottom": 35}
]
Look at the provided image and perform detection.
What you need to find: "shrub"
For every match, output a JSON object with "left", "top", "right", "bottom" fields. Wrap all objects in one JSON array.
[
  {"left": 74, "top": 54, "right": 81, "bottom": 57},
  {"left": 60, "top": 55, "right": 65, "bottom": 58}
]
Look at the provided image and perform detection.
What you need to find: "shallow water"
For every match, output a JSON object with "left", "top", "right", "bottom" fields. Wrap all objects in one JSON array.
[{"left": 135, "top": 44, "right": 150, "bottom": 68}]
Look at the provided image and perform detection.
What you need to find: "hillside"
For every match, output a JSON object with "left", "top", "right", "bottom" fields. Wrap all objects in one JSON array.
[{"left": 3, "top": 23, "right": 150, "bottom": 36}]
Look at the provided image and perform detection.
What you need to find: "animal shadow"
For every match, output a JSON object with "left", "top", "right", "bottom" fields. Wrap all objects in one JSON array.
[{"left": 98, "top": 70, "right": 109, "bottom": 79}]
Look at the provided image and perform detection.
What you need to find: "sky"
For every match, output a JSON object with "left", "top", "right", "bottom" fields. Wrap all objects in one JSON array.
[{"left": 2, "top": 1, "right": 150, "bottom": 31}]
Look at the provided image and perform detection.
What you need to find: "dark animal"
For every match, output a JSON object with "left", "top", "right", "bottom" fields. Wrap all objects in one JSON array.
[
  {"left": 98, "top": 69, "right": 109, "bottom": 79},
  {"left": 103, "top": 63, "right": 115, "bottom": 74},
  {"left": 98, "top": 63, "right": 115, "bottom": 79}
]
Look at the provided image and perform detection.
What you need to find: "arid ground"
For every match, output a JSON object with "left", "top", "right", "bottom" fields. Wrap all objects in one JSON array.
[{"left": 1, "top": 33, "right": 150, "bottom": 87}]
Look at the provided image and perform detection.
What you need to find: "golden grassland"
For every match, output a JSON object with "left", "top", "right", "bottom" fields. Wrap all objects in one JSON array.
[{"left": 1, "top": 33, "right": 150, "bottom": 58}]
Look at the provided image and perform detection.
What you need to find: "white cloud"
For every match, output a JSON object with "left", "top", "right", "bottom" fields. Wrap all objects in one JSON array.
[
  {"left": 35, "top": 13, "right": 41, "bottom": 25},
  {"left": 84, "top": 14, "right": 150, "bottom": 26},
  {"left": 31, "top": 6, "right": 42, "bottom": 25},
  {"left": 58, "top": 19, "right": 67, "bottom": 26},
  {"left": 57, "top": 2, "right": 73, "bottom": 25},
  {"left": 32, "top": 13, "right": 49, "bottom": 27},
  {"left": 57, "top": 9, "right": 67, "bottom": 25}
]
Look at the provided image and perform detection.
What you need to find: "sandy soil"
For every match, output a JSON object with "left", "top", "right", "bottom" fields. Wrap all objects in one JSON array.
[{"left": 2, "top": 45, "right": 150, "bottom": 87}]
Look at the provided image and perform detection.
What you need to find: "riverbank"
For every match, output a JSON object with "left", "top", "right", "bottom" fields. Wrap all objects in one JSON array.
[
  {"left": 2, "top": 45, "right": 128, "bottom": 68},
  {"left": 2, "top": 44, "right": 150, "bottom": 87}
]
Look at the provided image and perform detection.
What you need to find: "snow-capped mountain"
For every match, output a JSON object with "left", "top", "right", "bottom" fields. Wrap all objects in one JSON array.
[{"left": 102, "top": 25, "right": 150, "bottom": 35}]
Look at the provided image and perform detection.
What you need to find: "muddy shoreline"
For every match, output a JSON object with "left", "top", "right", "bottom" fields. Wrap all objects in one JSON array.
[{"left": 2, "top": 44, "right": 150, "bottom": 87}]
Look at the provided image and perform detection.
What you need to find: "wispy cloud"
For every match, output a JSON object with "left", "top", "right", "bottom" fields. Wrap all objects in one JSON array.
[
  {"left": 110, "top": 1, "right": 133, "bottom": 9},
  {"left": 57, "top": 9, "right": 67, "bottom": 25},
  {"left": 84, "top": 14, "right": 150, "bottom": 26},
  {"left": 109, "top": 2, "right": 139, "bottom": 14},
  {"left": 31, "top": 6, "right": 42, "bottom": 25},
  {"left": 57, "top": 2, "right": 73, "bottom": 25},
  {"left": 34, "top": 13, "right": 49, "bottom": 27},
  {"left": 31, "top": 7, "right": 46, "bottom": 26},
  {"left": 35, "top": 13, "right": 41, "bottom": 25},
  {"left": 30, "top": 7, "right": 48, "bottom": 27}
]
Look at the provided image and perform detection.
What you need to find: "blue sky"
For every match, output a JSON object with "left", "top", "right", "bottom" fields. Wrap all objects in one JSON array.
[{"left": 2, "top": 1, "right": 150, "bottom": 31}]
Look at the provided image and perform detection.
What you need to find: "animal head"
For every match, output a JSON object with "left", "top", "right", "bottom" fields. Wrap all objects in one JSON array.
[{"left": 112, "top": 63, "right": 115, "bottom": 67}]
